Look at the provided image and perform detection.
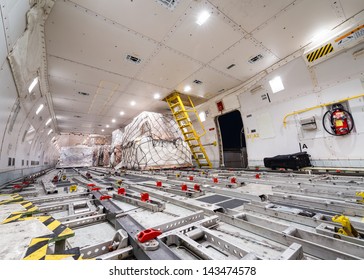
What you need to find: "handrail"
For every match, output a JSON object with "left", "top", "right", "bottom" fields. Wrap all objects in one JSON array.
[{"left": 283, "top": 93, "right": 364, "bottom": 127}]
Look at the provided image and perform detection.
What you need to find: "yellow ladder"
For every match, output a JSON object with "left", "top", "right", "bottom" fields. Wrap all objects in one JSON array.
[{"left": 165, "top": 91, "right": 212, "bottom": 168}]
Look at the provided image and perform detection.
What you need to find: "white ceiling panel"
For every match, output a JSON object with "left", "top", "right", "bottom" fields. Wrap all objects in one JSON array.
[
  {"left": 209, "top": 0, "right": 295, "bottom": 33},
  {"left": 7, "top": 0, "right": 29, "bottom": 48},
  {"left": 137, "top": 46, "right": 202, "bottom": 88},
  {"left": 46, "top": 0, "right": 158, "bottom": 78},
  {"left": 209, "top": 37, "right": 279, "bottom": 81},
  {"left": 0, "top": 10, "right": 8, "bottom": 65},
  {"left": 70, "top": 0, "right": 194, "bottom": 42},
  {"left": 49, "top": 76, "right": 98, "bottom": 103},
  {"left": 339, "top": 0, "right": 364, "bottom": 19},
  {"left": 175, "top": 67, "right": 242, "bottom": 99},
  {"left": 165, "top": 1, "right": 243, "bottom": 63},
  {"left": 125, "top": 80, "right": 171, "bottom": 99},
  {"left": 253, "top": 0, "right": 344, "bottom": 59},
  {"left": 47, "top": 56, "right": 131, "bottom": 90},
  {"left": 53, "top": 98, "right": 91, "bottom": 114}
]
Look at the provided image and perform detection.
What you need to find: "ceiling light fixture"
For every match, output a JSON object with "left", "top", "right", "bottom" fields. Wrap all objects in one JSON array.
[
  {"left": 269, "top": 76, "right": 285, "bottom": 93},
  {"left": 120, "top": 111, "right": 125, "bottom": 116},
  {"left": 154, "top": 93, "right": 160, "bottom": 99},
  {"left": 47, "top": 129, "right": 53, "bottom": 135},
  {"left": 199, "top": 111, "right": 206, "bottom": 122},
  {"left": 112, "top": 119, "right": 116, "bottom": 123},
  {"left": 36, "top": 104, "right": 44, "bottom": 115},
  {"left": 184, "top": 85, "right": 191, "bottom": 92},
  {"left": 106, "top": 125, "right": 110, "bottom": 128},
  {"left": 102, "top": 129, "right": 105, "bottom": 132},
  {"left": 196, "top": 11, "right": 210, "bottom": 26},
  {"left": 45, "top": 118, "right": 52, "bottom": 126},
  {"left": 28, "top": 77, "right": 39, "bottom": 93},
  {"left": 130, "top": 101, "right": 136, "bottom": 106}
]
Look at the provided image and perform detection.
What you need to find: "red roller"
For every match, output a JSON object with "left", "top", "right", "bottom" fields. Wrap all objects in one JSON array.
[{"left": 181, "top": 184, "right": 187, "bottom": 191}]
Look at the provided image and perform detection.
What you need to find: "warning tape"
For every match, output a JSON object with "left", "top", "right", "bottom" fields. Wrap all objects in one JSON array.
[
  {"left": 21, "top": 216, "right": 80, "bottom": 260},
  {"left": 306, "top": 43, "right": 334, "bottom": 63},
  {"left": 0, "top": 194, "right": 23, "bottom": 205},
  {"left": 1, "top": 201, "right": 39, "bottom": 224}
]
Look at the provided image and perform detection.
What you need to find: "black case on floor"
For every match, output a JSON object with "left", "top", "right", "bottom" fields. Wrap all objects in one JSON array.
[{"left": 263, "top": 152, "right": 311, "bottom": 170}]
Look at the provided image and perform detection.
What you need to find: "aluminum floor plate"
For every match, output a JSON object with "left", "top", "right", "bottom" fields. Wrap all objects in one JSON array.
[
  {"left": 217, "top": 199, "right": 248, "bottom": 209},
  {"left": 197, "top": 194, "right": 230, "bottom": 204}
]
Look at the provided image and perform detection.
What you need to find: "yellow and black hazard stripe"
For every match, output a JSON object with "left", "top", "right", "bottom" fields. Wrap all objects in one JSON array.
[
  {"left": 0, "top": 194, "right": 23, "bottom": 205},
  {"left": 24, "top": 238, "right": 82, "bottom": 260},
  {"left": 25, "top": 216, "right": 74, "bottom": 240},
  {"left": 23, "top": 237, "right": 49, "bottom": 260},
  {"left": 306, "top": 43, "right": 334, "bottom": 63},
  {"left": 22, "top": 216, "right": 79, "bottom": 260},
  {"left": 1, "top": 201, "right": 38, "bottom": 224}
]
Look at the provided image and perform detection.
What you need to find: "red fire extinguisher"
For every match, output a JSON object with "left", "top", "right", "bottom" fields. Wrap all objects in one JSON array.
[{"left": 323, "top": 103, "right": 354, "bottom": 136}]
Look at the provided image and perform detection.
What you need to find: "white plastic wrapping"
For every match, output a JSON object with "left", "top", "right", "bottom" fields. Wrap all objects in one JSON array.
[
  {"left": 119, "top": 111, "right": 192, "bottom": 169},
  {"left": 59, "top": 146, "right": 93, "bottom": 167}
]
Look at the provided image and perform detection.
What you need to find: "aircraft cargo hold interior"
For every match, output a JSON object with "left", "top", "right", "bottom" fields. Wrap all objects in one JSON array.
[{"left": 1, "top": 0, "right": 364, "bottom": 268}]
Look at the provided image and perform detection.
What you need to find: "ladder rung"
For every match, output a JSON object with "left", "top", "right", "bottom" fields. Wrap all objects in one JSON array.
[
  {"left": 176, "top": 117, "right": 188, "bottom": 122},
  {"left": 185, "top": 138, "right": 197, "bottom": 141},
  {"left": 183, "top": 131, "right": 194, "bottom": 135},
  {"left": 170, "top": 103, "right": 180, "bottom": 108},
  {"left": 173, "top": 110, "right": 185, "bottom": 115},
  {"left": 180, "top": 124, "right": 192, "bottom": 129}
]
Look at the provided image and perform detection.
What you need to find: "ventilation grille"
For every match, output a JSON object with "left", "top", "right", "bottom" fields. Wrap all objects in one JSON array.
[
  {"left": 248, "top": 54, "right": 263, "bottom": 64},
  {"left": 193, "top": 79, "right": 203, "bottom": 84},
  {"left": 156, "top": 0, "right": 179, "bottom": 10},
  {"left": 126, "top": 54, "right": 141, "bottom": 64},
  {"left": 227, "top": 63, "right": 236, "bottom": 69}
]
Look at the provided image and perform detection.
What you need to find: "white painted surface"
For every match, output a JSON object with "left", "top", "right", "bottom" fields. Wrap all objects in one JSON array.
[{"left": 0, "top": 219, "right": 53, "bottom": 260}]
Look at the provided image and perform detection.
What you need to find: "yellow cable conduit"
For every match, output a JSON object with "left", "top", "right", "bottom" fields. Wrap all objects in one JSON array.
[{"left": 283, "top": 93, "right": 364, "bottom": 127}]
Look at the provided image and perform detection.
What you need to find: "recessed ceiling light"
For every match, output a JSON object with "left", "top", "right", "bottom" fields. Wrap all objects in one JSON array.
[
  {"left": 112, "top": 119, "right": 116, "bottom": 123},
  {"left": 28, "top": 77, "right": 38, "bottom": 93},
  {"left": 106, "top": 125, "right": 110, "bottom": 128},
  {"left": 130, "top": 101, "right": 136, "bottom": 106},
  {"left": 36, "top": 104, "right": 44, "bottom": 115},
  {"left": 154, "top": 93, "right": 160, "bottom": 99},
  {"left": 269, "top": 76, "right": 285, "bottom": 93},
  {"left": 199, "top": 111, "right": 206, "bottom": 122},
  {"left": 47, "top": 129, "right": 53, "bottom": 135},
  {"left": 102, "top": 129, "right": 104, "bottom": 132},
  {"left": 45, "top": 118, "right": 51, "bottom": 126},
  {"left": 120, "top": 111, "right": 125, "bottom": 116},
  {"left": 184, "top": 85, "right": 191, "bottom": 92},
  {"left": 196, "top": 11, "right": 210, "bottom": 26}
]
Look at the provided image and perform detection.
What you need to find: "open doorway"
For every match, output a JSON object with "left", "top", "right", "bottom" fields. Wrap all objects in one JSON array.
[{"left": 217, "top": 110, "right": 247, "bottom": 168}]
